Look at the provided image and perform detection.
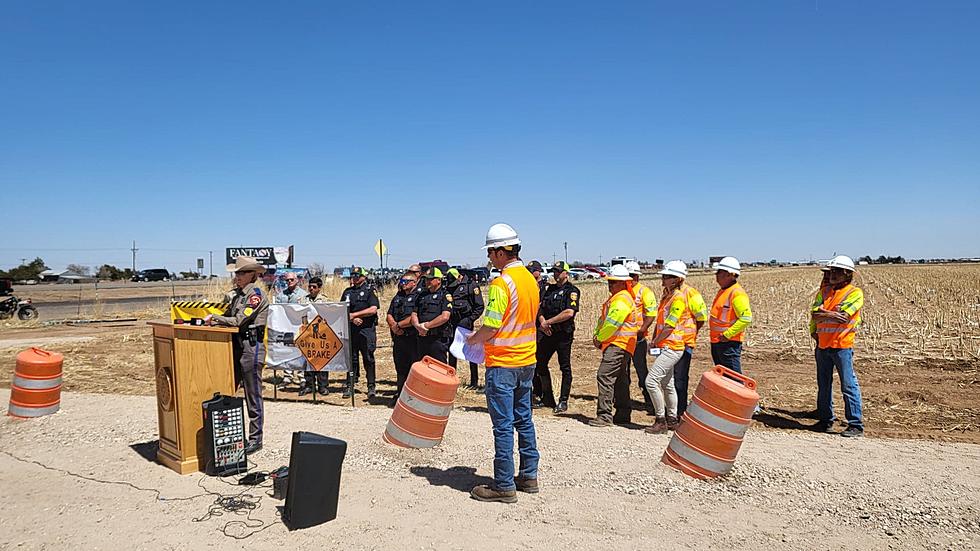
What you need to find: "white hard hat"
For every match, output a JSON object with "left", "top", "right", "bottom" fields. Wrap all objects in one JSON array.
[
  {"left": 826, "top": 255, "right": 855, "bottom": 272},
  {"left": 606, "top": 264, "right": 632, "bottom": 281},
  {"left": 625, "top": 261, "right": 642, "bottom": 275},
  {"left": 482, "top": 223, "right": 521, "bottom": 249},
  {"left": 713, "top": 256, "right": 741, "bottom": 275},
  {"left": 658, "top": 260, "right": 688, "bottom": 278}
]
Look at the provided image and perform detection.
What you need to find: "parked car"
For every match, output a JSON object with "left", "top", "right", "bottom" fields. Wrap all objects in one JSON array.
[
  {"left": 569, "top": 268, "right": 600, "bottom": 280},
  {"left": 584, "top": 266, "right": 607, "bottom": 278},
  {"left": 132, "top": 269, "right": 172, "bottom": 282}
]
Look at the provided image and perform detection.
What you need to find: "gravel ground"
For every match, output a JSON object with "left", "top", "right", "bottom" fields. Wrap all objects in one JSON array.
[{"left": 0, "top": 389, "right": 978, "bottom": 550}]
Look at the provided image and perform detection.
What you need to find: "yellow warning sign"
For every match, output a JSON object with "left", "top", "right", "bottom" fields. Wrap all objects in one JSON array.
[
  {"left": 374, "top": 239, "right": 387, "bottom": 259},
  {"left": 170, "top": 301, "right": 229, "bottom": 323},
  {"left": 294, "top": 315, "right": 344, "bottom": 371}
]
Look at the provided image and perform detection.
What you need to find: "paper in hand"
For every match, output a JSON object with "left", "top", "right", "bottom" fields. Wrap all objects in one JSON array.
[{"left": 450, "top": 327, "right": 485, "bottom": 365}]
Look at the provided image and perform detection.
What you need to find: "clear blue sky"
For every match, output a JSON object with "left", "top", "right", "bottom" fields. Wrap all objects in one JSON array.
[{"left": 2, "top": 1, "right": 978, "bottom": 273}]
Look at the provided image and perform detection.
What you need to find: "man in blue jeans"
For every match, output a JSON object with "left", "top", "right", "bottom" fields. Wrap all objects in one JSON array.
[{"left": 466, "top": 223, "right": 541, "bottom": 503}]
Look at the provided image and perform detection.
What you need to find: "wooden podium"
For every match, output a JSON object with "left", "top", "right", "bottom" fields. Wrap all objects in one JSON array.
[{"left": 148, "top": 321, "right": 239, "bottom": 474}]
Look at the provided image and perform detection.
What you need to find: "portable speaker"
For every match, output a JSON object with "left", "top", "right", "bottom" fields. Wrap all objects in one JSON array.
[{"left": 282, "top": 431, "right": 348, "bottom": 530}]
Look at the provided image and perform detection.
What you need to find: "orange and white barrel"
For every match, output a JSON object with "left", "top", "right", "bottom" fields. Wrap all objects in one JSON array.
[
  {"left": 383, "top": 356, "right": 460, "bottom": 448},
  {"left": 8, "top": 348, "right": 64, "bottom": 418},
  {"left": 662, "top": 365, "right": 759, "bottom": 479}
]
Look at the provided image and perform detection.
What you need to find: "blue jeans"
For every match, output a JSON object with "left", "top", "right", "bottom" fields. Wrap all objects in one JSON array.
[
  {"left": 673, "top": 347, "right": 695, "bottom": 417},
  {"left": 710, "top": 341, "right": 743, "bottom": 373},
  {"left": 485, "top": 365, "right": 539, "bottom": 491},
  {"left": 815, "top": 347, "right": 864, "bottom": 429}
]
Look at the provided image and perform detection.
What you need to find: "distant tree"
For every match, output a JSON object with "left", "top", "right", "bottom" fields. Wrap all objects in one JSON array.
[
  {"left": 179, "top": 271, "right": 201, "bottom": 280},
  {"left": 0, "top": 257, "right": 48, "bottom": 281},
  {"left": 66, "top": 264, "right": 90, "bottom": 276},
  {"left": 97, "top": 264, "right": 127, "bottom": 280},
  {"left": 307, "top": 262, "right": 325, "bottom": 276},
  {"left": 858, "top": 256, "right": 873, "bottom": 264},
  {"left": 876, "top": 255, "right": 888, "bottom": 264}
]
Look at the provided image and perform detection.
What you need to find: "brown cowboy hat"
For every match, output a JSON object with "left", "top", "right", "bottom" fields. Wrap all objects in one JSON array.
[{"left": 225, "top": 256, "right": 267, "bottom": 274}]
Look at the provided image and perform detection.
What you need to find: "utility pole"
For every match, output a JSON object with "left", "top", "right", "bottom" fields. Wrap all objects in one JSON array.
[
  {"left": 209, "top": 251, "right": 213, "bottom": 277},
  {"left": 563, "top": 242, "right": 567, "bottom": 263},
  {"left": 599, "top": 253, "right": 603, "bottom": 265},
  {"left": 552, "top": 252, "right": 557, "bottom": 264},
  {"left": 131, "top": 241, "right": 138, "bottom": 272}
]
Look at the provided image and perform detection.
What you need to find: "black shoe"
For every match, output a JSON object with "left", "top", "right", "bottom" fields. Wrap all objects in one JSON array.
[
  {"left": 553, "top": 401, "right": 568, "bottom": 414},
  {"left": 531, "top": 398, "right": 547, "bottom": 409},
  {"left": 814, "top": 421, "right": 836, "bottom": 433},
  {"left": 317, "top": 386, "right": 330, "bottom": 396},
  {"left": 297, "top": 385, "right": 313, "bottom": 397},
  {"left": 342, "top": 387, "right": 353, "bottom": 399},
  {"left": 367, "top": 385, "right": 376, "bottom": 398},
  {"left": 245, "top": 441, "right": 262, "bottom": 455},
  {"left": 841, "top": 426, "right": 864, "bottom": 438}
]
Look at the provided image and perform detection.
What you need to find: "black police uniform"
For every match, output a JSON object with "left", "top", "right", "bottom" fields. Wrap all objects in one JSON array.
[
  {"left": 341, "top": 281, "right": 380, "bottom": 392},
  {"left": 414, "top": 285, "right": 453, "bottom": 364},
  {"left": 536, "top": 280, "right": 580, "bottom": 407},
  {"left": 532, "top": 276, "right": 549, "bottom": 401},
  {"left": 387, "top": 288, "right": 418, "bottom": 397},
  {"left": 446, "top": 278, "right": 485, "bottom": 386}
]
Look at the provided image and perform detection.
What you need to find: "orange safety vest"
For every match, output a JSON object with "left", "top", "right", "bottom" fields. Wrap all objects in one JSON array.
[
  {"left": 600, "top": 289, "right": 641, "bottom": 354},
  {"left": 485, "top": 263, "right": 540, "bottom": 367},
  {"left": 710, "top": 283, "right": 749, "bottom": 343},
  {"left": 816, "top": 284, "right": 862, "bottom": 349},
  {"left": 655, "top": 288, "right": 695, "bottom": 351},
  {"left": 679, "top": 283, "right": 701, "bottom": 348}
]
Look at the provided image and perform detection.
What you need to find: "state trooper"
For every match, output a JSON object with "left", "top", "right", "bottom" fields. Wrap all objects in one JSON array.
[
  {"left": 386, "top": 272, "right": 419, "bottom": 399},
  {"left": 341, "top": 267, "right": 380, "bottom": 398},
  {"left": 536, "top": 261, "right": 580, "bottom": 413},
  {"left": 207, "top": 256, "right": 269, "bottom": 455},
  {"left": 445, "top": 268, "right": 485, "bottom": 388},
  {"left": 412, "top": 267, "right": 453, "bottom": 363}
]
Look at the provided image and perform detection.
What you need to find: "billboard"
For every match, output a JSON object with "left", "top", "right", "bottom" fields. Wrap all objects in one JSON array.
[{"left": 226, "top": 246, "right": 293, "bottom": 267}]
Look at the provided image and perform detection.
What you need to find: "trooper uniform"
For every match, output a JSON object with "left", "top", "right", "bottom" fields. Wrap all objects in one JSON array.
[
  {"left": 211, "top": 272, "right": 269, "bottom": 450},
  {"left": 341, "top": 274, "right": 380, "bottom": 395},
  {"left": 536, "top": 273, "right": 580, "bottom": 409},
  {"left": 414, "top": 283, "right": 453, "bottom": 363},
  {"left": 387, "top": 285, "right": 419, "bottom": 397},
  {"left": 446, "top": 269, "right": 485, "bottom": 387}
]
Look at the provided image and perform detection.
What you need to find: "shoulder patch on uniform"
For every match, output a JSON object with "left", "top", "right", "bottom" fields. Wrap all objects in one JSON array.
[
  {"left": 446, "top": 294, "right": 453, "bottom": 301},
  {"left": 244, "top": 307, "right": 254, "bottom": 316},
  {"left": 570, "top": 292, "right": 578, "bottom": 301},
  {"left": 248, "top": 294, "right": 261, "bottom": 307},
  {"left": 474, "top": 287, "right": 481, "bottom": 295}
]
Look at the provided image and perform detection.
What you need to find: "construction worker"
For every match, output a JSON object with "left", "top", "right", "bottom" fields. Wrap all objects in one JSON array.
[
  {"left": 589, "top": 264, "right": 641, "bottom": 427},
  {"left": 467, "top": 223, "right": 540, "bottom": 504},
  {"left": 810, "top": 255, "right": 865, "bottom": 438},
  {"left": 206, "top": 256, "right": 268, "bottom": 455},
  {"left": 412, "top": 267, "right": 453, "bottom": 364},
  {"left": 298, "top": 276, "right": 330, "bottom": 397},
  {"left": 624, "top": 261, "right": 657, "bottom": 413},
  {"left": 445, "top": 268, "right": 485, "bottom": 388},
  {"left": 668, "top": 261, "right": 709, "bottom": 418},
  {"left": 709, "top": 257, "right": 753, "bottom": 373},
  {"left": 341, "top": 267, "right": 380, "bottom": 399},
  {"left": 386, "top": 272, "right": 419, "bottom": 399},
  {"left": 645, "top": 261, "right": 695, "bottom": 434},
  {"left": 536, "top": 261, "right": 580, "bottom": 413}
]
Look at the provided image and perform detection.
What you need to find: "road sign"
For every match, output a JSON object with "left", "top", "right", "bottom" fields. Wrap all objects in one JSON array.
[
  {"left": 294, "top": 315, "right": 344, "bottom": 370},
  {"left": 197, "top": 258, "right": 204, "bottom": 270},
  {"left": 374, "top": 239, "right": 387, "bottom": 259}
]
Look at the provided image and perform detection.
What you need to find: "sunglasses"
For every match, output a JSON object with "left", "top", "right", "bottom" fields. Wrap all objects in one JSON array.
[{"left": 399, "top": 278, "right": 414, "bottom": 284}]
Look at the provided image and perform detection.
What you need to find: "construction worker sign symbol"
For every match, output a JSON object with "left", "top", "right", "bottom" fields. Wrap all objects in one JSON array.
[{"left": 295, "top": 316, "right": 344, "bottom": 371}]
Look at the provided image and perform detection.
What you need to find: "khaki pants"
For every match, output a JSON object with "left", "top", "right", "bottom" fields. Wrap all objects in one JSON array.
[
  {"left": 646, "top": 347, "right": 681, "bottom": 418},
  {"left": 596, "top": 345, "right": 632, "bottom": 423}
]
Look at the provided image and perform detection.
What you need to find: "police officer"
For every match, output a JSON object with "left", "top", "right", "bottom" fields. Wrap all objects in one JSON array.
[
  {"left": 527, "top": 260, "right": 547, "bottom": 296},
  {"left": 207, "top": 256, "right": 269, "bottom": 455},
  {"left": 528, "top": 260, "right": 548, "bottom": 405},
  {"left": 536, "top": 261, "right": 580, "bottom": 413},
  {"left": 445, "top": 268, "right": 485, "bottom": 388},
  {"left": 386, "top": 272, "right": 419, "bottom": 399},
  {"left": 341, "top": 267, "right": 380, "bottom": 398},
  {"left": 412, "top": 267, "right": 453, "bottom": 363}
]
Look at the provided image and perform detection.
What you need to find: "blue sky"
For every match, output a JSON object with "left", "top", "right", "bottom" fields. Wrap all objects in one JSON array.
[{"left": 2, "top": 1, "right": 978, "bottom": 273}]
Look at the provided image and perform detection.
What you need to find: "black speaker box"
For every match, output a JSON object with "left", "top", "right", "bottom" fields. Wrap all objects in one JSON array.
[{"left": 282, "top": 431, "right": 348, "bottom": 530}]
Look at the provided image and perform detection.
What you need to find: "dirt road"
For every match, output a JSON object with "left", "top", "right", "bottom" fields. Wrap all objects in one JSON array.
[{"left": 0, "top": 389, "right": 977, "bottom": 549}]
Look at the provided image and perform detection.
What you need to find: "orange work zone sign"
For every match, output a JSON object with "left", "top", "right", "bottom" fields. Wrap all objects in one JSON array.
[{"left": 294, "top": 315, "right": 344, "bottom": 370}]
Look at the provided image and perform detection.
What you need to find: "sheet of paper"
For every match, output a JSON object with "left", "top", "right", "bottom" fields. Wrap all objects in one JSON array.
[{"left": 450, "top": 327, "right": 485, "bottom": 365}]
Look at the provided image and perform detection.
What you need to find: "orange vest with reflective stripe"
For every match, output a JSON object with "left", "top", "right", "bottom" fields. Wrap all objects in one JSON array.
[
  {"left": 655, "top": 289, "right": 695, "bottom": 351},
  {"left": 600, "top": 289, "right": 641, "bottom": 354},
  {"left": 816, "top": 284, "right": 862, "bottom": 349},
  {"left": 680, "top": 284, "right": 701, "bottom": 348},
  {"left": 485, "top": 263, "right": 540, "bottom": 367},
  {"left": 710, "top": 283, "right": 748, "bottom": 343}
]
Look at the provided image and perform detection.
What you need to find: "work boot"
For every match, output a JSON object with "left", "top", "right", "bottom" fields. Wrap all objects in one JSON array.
[
  {"left": 645, "top": 417, "right": 668, "bottom": 434},
  {"left": 245, "top": 440, "right": 262, "bottom": 455},
  {"left": 588, "top": 417, "right": 612, "bottom": 427},
  {"left": 531, "top": 397, "right": 546, "bottom": 409},
  {"left": 814, "top": 421, "right": 836, "bottom": 434},
  {"left": 297, "top": 384, "right": 313, "bottom": 397},
  {"left": 342, "top": 385, "right": 353, "bottom": 399},
  {"left": 841, "top": 426, "right": 864, "bottom": 438},
  {"left": 470, "top": 485, "right": 517, "bottom": 503},
  {"left": 367, "top": 385, "right": 376, "bottom": 398},
  {"left": 553, "top": 401, "right": 568, "bottom": 414},
  {"left": 515, "top": 476, "right": 539, "bottom": 494},
  {"left": 666, "top": 416, "right": 680, "bottom": 431},
  {"left": 317, "top": 385, "right": 330, "bottom": 396}
]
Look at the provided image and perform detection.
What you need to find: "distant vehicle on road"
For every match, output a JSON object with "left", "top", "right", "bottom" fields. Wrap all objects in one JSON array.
[
  {"left": 132, "top": 269, "right": 172, "bottom": 282},
  {"left": 585, "top": 266, "right": 608, "bottom": 278},
  {"left": 569, "top": 268, "right": 600, "bottom": 280},
  {"left": 610, "top": 256, "right": 635, "bottom": 266}
]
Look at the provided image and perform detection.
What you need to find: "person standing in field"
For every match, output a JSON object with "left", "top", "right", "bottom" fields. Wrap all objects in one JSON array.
[
  {"left": 589, "top": 264, "right": 641, "bottom": 427},
  {"left": 445, "top": 268, "right": 485, "bottom": 389},
  {"left": 624, "top": 261, "right": 658, "bottom": 414},
  {"left": 709, "top": 257, "right": 753, "bottom": 373},
  {"left": 467, "top": 223, "right": 540, "bottom": 503},
  {"left": 276, "top": 271, "right": 309, "bottom": 390},
  {"left": 341, "top": 267, "right": 380, "bottom": 399},
  {"left": 671, "top": 262, "right": 709, "bottom": 418},
  {"left": 298, "top": 276, "right": 332, "bottom": 396},
  {"left": 386, "top": 272, "right": 419, "bottom": 400},
  {"left": 536, "top": 261, "right": 580, "bottom": 413},
  {"left": 645, "top": 261, "right": 695, "bottom": 434},
  {"left": 810, "top": 255, "right": 866, "bottom": 438},
  {"left": 412, "top": 267, "right": 453, "bottom": 364}
]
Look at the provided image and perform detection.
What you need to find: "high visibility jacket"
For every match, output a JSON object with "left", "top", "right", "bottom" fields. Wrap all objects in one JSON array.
[
  {"left": 815, "top": 284, "right": 864, "bottom": 349},
  {"left": 632, "top": 282, "right": 658, "bottom": 320},
  {"left": 483, "top": 261, "right": 540, "bottom": 367},
  {"left": 655, "top": 288, "right": 695, "bottom": 351},
  {"left": 594, "top": 289, "right": 641, "bottom": 354},
  {"left": 709, "top": 283, "right": 753, "bottom": 343},
  {"left": 678, "top": 284, "right": 707, "bottom": 348}
]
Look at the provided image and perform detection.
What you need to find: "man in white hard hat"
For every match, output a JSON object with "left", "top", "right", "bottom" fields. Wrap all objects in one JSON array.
[
  {"left": 589, "top": 264, "right": 642, "bottom": 427},
  {"left": 624, "top": 261, "right": 658, "bottom": 414},
  {"left": 709, "top": 257, "right": 753, "bottom": 373},
  {"left": 467, "top": 223, "right": 540, "bottom": 503},
  {"left": 809, "top": 255, "right": 865, "bottom": 438}
]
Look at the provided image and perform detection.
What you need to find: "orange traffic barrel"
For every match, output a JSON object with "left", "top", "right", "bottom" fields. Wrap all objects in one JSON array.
[
  {"left": 8, "top": 347, "right": 64, "bottom": 418},
  {"left": 383, "top": 356, "right": 460, "bottom": 448},
  {"left": 662, "top": 365, "right": 759, "bottom": 479}
]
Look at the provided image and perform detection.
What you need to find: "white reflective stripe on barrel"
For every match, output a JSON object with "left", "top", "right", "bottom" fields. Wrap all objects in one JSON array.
[
  {"left": 685, "top": 401, "right": 749, "bottom": 438},
  {"left": 12, "top": 375, "right": 63, "bottom": 390},
  {"left": 7, "top": 403, "right": 61, "bottom": 418},
  {"left": 384, "top": 421, "right": 441, "bottom": 448},
  {"left": 399, "top": 389, "right": 453, "bottom": 418},
  {"left": 667, "top": 435, "right": 733, "bottom": 476}
]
